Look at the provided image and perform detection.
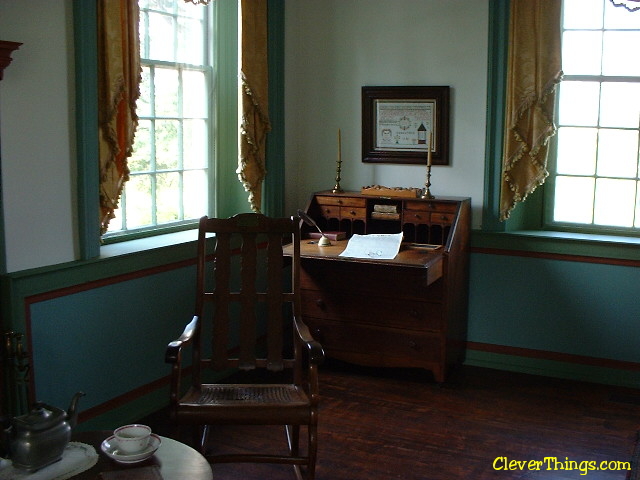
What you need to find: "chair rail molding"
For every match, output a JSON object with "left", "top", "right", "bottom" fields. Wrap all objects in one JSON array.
[{"left": 0, "top": 41, "right": 22, "bottom": 81}]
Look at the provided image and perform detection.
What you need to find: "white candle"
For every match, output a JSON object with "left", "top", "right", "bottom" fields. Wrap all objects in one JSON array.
[
  {"left": 338, "top": 129, "right": 342, "bottom": 164},
  {"left": 427, "top": 130, "right": 433, "bottom": 167}
]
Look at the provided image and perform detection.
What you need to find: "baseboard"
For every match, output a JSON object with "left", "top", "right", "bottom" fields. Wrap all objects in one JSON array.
[{"left": 465, "top": 348, "right": 640, "bottom": 389}]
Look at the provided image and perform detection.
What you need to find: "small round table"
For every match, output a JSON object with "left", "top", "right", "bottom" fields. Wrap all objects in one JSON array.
[{"left": 71, "top": 431, "right": 213, "bottom": 480}]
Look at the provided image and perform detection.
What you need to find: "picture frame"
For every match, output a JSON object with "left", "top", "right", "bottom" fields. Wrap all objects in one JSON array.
[{"left": 362, "top": 86, "right": 450, "bottom": 165}]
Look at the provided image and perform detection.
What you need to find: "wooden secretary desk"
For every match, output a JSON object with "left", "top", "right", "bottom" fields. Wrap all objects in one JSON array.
[{"left": 284, "top": 190, "right": 471, "bottom": 382}]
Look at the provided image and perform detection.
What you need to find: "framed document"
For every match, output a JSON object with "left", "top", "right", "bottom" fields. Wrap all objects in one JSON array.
[{"left": 362, "top": 86, "right": 450, "bottom": 165}]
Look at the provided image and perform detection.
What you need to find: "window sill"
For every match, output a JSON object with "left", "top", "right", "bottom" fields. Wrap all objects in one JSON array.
[
  {"left": 100, "top": 229, "right": 198, "bottom": 259},
  {"left": 471, "top": 229, "right": 640, "bottom": 263}
]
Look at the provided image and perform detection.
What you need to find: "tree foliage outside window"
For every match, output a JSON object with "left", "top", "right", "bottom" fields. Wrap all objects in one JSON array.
[
  {"left": 547, "top": 0, "right": 640, "bottom": 233},
  {"left": 106, "top": 0, "right": 212, "bottom": 237}
]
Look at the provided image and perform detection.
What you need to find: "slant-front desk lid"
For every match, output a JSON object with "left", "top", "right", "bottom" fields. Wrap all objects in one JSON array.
[{"left": 284, "top": 239, "right": 444, "bottom": 270}]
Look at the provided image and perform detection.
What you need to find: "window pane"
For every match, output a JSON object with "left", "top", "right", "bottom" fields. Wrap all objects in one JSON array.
[
  {"left": 605, "top": 0, "right": 640, "bottom": 29},
  {"left": 553, "top": 176, "right": 595, "bottom": 223},
  {"left": 139, "top": 11, "right": 149, "bottom": 59},
  {"left": 563, "top": 0, "right": 603, "bottom": 29},
  {"left": 636, "top": 184, "right": 640, "bottom": 227},
  {"left": 178, "top": 1, "right": 206, "bottom": 18},
  {"left": 125, "top": 175, "right": 153, "bottom": 228},
  {"left": 602, "top": 32, "right": 640, "bottom": 76},
  {"left": 594, "top": 178, "right": 636, "bottom": 227},
  {"left": 155, "top": 120, "right": 180, "bottom": 170},
  {"left": 558, "top": 81, "right": 600, "bottom": 126},
  {"left": 156, "top": 172, "right": 180, "bottom": 223},
  {"left": 177, "top": 18, "right": 205, "bottom": 65},
  {"left": 183, "top": 70, "right": 207, "bottom": 118},
  {"left": 130, "top": 120, "right": 152, "bottom": 173},
  {"left": 148, "top": 12, "right": 174, "bottom": 62},
  {"left": 154, "top": 68, "right": 179, "bottom": 117},
  {"left": 562, "top": 31, "right": 603, "bottom": 75},
  {"left": 183, "top": 119, "right": 208, "bottom": 168},
  {"left": 600, "top": 82, "right": 640, "bottom": 128},
  {"left": 183, "top": 170, "right": 207, "bottom": 219},
  {"left": 137, "top": 67, "right": 152, "bottom": 117},
  {"left": 148, "top": 0, "right": 175, "bottom": 13},
  {"left": 556, "top": 127, "right": 597, "bottom": 175},
  {"left": 596, "top": 129, "right": 639, "bottom": 178}
]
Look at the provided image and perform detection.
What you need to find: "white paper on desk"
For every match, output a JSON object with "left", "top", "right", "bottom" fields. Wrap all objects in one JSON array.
[{"left": 339, "top": 233, "right": 403, "bottom": 260}]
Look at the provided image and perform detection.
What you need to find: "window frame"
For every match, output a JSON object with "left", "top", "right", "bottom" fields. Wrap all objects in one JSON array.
[
  {"left": 479, "top": 0, "right": 640, "bottom": 261},
  {"left": 543, "top": 2, "right": 640, "bottom": 237},
  {"left": 74, "top": 0, "right": 283, "bottom": 259},
  {"left": 104, "top": 1, "right": 214, "bottom": 241}
]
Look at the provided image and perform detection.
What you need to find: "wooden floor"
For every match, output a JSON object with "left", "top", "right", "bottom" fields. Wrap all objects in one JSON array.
[{"left": 141, "top": 360, "right": 640, "bottom": 480}]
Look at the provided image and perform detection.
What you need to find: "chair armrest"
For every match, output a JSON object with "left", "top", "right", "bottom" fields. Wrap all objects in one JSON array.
[
  {"left": 294, "top": 316, "right": 325, "bottom": 365},
  {"left": 165, "top": 315, "right": 199, "bottom": 364}
]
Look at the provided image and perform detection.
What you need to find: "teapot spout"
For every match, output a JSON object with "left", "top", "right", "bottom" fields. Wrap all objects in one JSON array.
[{"left": 66, "top": 392, "right": 85, "bottom": 429}]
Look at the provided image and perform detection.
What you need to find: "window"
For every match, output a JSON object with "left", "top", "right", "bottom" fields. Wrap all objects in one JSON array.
[
  {"left": 105, "top": 0, "right": 213, "bottom": 237},
  {"left": 547, "top": 0, "right": 640, "bottom": 234}
]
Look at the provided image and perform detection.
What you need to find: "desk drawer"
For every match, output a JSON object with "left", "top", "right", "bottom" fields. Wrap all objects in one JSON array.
[
  {"left": 306, "top": 318, "right": 442, "bottom": 363},
  {"left": 405, "top": 201, "right": 458, "bottom": 213},
  {"left": 340, "top": 206, "right": 366, "bottom": 220},
  {"left": 301, "top": 290, "right": 442, "bottom": 331},
  {"left": 319, "top": 205, "right": 340, "bottom": 219},
  {"left": 430, "top": 212, "right": 455, "bottom": 224},
  {"left": 300, "top": 262, "right": 444, "bottom": 300},
  {"left": 316, "top": 196, "right": 366, "bottom": 208},
  {"left": 403, "top": 210, "right": 431, "bottom": 224}
]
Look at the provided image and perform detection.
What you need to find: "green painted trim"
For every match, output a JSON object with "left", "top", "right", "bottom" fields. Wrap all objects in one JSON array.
[
  {"left": 73, "top": 0, "right": 101, "bottom": 260},
  {"left": 263, "top": 0, "right": 285, "bottom": 218},
  {"left": 471, "top": 229, "right": 640, "bottom": 262},
  {"left": 482, "top": 0, "right": 509, "bottom": 232},
  {"left": 214, "top": 0, "right": 246, "bottom": 218},
  {"left": 6, "top": 242, "right": 198, "bottom": 296},
  {"left": 465, "top": 349, "right": 640, "bottom": 389}
]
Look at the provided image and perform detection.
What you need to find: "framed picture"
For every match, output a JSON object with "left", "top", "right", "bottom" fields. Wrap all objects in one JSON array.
[{"left": 362, "top": 86, "right": 450, "bottom": 165}]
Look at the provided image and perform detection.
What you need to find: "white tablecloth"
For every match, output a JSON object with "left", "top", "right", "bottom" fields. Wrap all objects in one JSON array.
[{"left": 0, "top": 442, "right": 98, "bottom": 480}]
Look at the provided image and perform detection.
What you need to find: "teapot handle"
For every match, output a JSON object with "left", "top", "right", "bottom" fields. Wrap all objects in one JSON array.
[{"left": 0, "top": 416, "right": 11, "bottom": 459}]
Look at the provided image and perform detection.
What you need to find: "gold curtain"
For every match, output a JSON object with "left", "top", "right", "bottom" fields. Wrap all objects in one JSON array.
[
  {"left": 500, "top": 0, "right": 563, "bottom": 221},
  {"left": 97, "top": 0, "right": 141, "bottom": 234},
  {"left": 238, "top": 0, "right": 271, "bottom": 213}
]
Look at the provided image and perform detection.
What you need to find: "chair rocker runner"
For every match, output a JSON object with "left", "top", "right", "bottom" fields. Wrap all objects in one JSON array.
[{"left": 165, "top": 214, "right": 324, "bottom": 480}]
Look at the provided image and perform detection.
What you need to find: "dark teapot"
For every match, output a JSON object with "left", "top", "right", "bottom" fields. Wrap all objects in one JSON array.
[{"left": 0, "top": 392, "right": 85, "bottom": 471}]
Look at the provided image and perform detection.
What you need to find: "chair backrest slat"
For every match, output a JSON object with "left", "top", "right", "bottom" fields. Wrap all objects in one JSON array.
[
  {"left": 212, "top": 230, "right": 232, "bottom": 370},
  {"left": 238, "top": 232, "right": 258, "bottom": 370},
  {"left": 266, "top": 232, "right": 284, "bottom": 371}
]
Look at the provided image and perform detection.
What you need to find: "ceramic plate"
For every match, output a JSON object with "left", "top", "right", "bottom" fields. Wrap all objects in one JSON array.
[{"left": 100, "top": 433, "right": 161, "bottom": 464}]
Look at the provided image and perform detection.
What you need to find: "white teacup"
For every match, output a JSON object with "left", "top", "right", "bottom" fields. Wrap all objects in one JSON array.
[{"left": 114, "top": 424, "right": 152, "bottom": 454}]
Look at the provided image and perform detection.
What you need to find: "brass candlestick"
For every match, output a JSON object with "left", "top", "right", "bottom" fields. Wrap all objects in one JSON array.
[
  {"left": 332, "top": 129, "right": 343, "bottom": 193},
  {"left": 421, "top": 163, "right": 435, "bottom": 199},
  {"left": 421, "top": 130, "right": 435, "bottom": 199}
]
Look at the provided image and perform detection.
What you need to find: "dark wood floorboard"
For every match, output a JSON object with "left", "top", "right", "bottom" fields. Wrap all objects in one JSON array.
[{"left": 140, "top": 361, "right": 640, "bottom": 480}]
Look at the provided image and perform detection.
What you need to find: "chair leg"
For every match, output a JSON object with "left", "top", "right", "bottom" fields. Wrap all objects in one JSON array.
[
  {"left": 307, "top": 422, "right": 318, "bottom": 480},
  {"left": 197, "top": 425, "right": 210, "bottom": 455},
  {"left": 286, "top": 424, "right": 300, "bottom": 456}
]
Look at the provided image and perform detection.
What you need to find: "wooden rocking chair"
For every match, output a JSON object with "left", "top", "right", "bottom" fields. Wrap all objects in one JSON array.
[{"left": 165, "top": 214, "right": 324, "bottom": 479}]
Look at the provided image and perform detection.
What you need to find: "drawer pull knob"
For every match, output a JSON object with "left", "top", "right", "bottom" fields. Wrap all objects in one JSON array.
[
  {"left": 316, "top": 299, "right": 326, "bottom": 309},
  {"left": 409, "top": 310, "right": 419, "bottom": 318},
  {"left": 409, "top": 340, "right": 420, "bottom": 350},
  {"left": 415, "top": 214, "right": 422, "bottom": 219}
]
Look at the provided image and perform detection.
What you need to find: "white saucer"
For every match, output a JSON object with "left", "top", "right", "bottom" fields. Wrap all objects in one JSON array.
[{"left": 100, "top": 433, "right": 162, "bottom": 464}]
